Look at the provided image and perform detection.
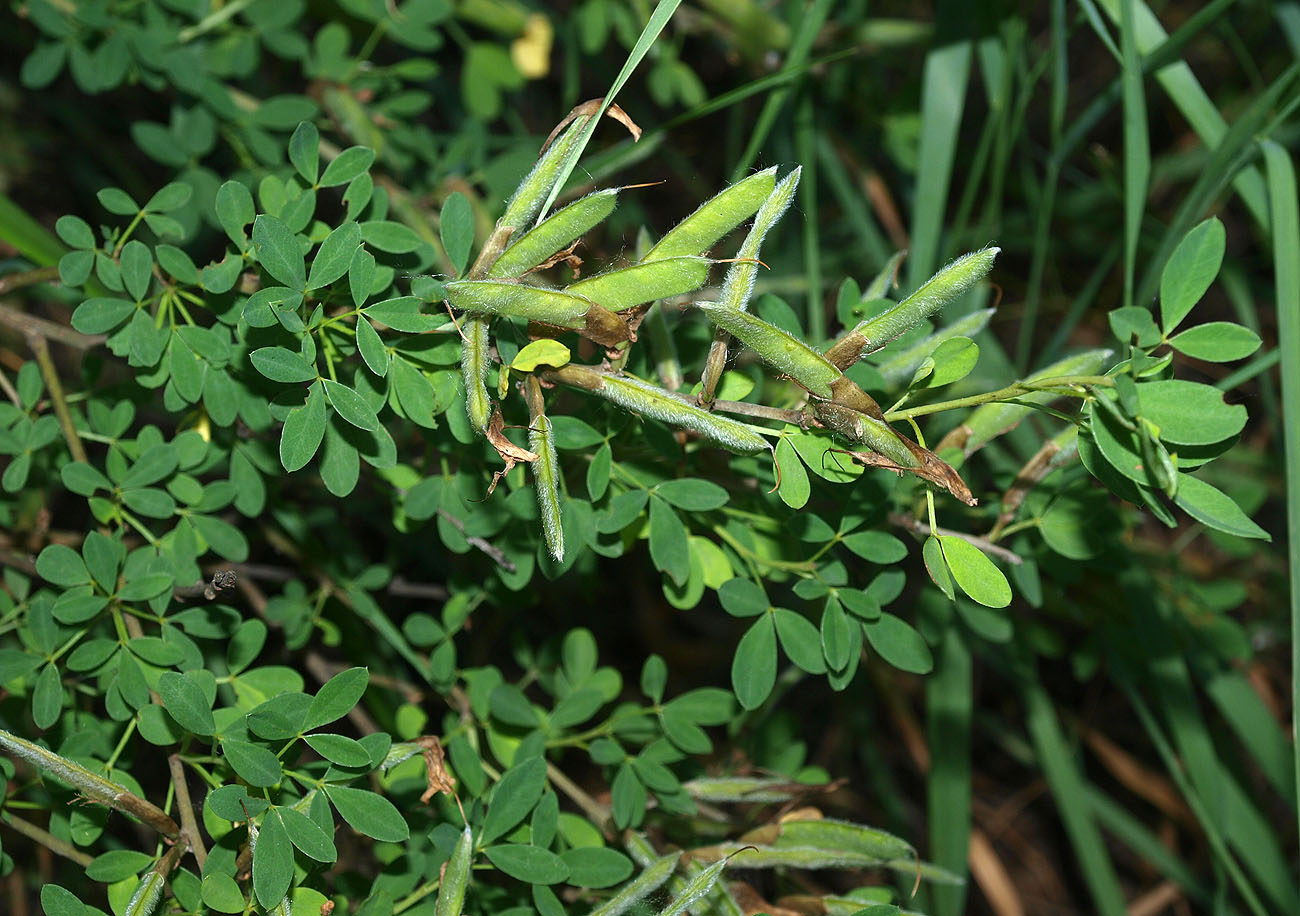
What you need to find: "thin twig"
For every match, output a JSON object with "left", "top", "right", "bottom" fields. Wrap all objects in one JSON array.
[
  {"left": 169, "top": 754, "right": 207, "bottom": 868},
  {"left": 0, "top": 302, "right": 105, "bottom": 349},
  {"left": 888, "top": 512, "right": 1023, "bottom": 566},
  {"left": 546, "top": 762, "right": 613, "bottom": 836},
  {"left": 708, "top": 397, "right": 810, "bottom": 426},
  {"left": 1, "top": 813, "right": 94, "bottom": 866},
  {"left": 0, "top": 367, "right": 21, "bottom": 407},
  {"left": 0, "top": 266, "right": 60, "bottom": 296},
  {"left": 436, "top": 508, "right": 516, "bottom": 572},
  {"left": 25, "top": 331, "right": 87, "bottom": 463}
]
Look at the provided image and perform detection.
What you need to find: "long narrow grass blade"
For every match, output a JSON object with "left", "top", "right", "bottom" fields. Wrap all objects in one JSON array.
[
  {"left": 1119, "top": 0, "right": 1149, "bottom": 309},
  {"left": 536, "top": 0, "right": 683, "bottom": 221},
  {"left": 926, "top": 629, "right": 972, "bottom": 916},
  {"left": 795, "top": 93, "right": 824, "bottom": 341},
  {"left": 1262, "top": 141, "right": 1300, "bottom": 852},
  {"left": 1203, "top": 670, "right": 1296, "bottom": 807},
  {"left": 1022, "top": 681, "right": 1126, "bottom": 916},
  {"left": 907, "top": 20, "right": 973, "bottom": 289},
  {"left": 1084, "top": 785, "right": 1210, "bottom": 906}
]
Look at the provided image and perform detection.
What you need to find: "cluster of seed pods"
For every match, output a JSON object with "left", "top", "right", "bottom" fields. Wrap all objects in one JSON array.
[{"left": 443, "top": 112, "right": 1001, "bottom": 562}]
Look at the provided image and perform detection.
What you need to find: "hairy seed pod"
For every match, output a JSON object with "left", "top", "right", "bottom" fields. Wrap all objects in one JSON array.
[
  {"left": 461, "top": 316, "right": 492, "bottom": 435},
  {"left": 123, "top": 870, "right": 164, "bottom": 916},
  {"left": 567, "top": 257, "right": 712, "bottom": 312},
  {"left": 876, "top": 307, "right": 996, "bottom": 386},
  {"left": 587, "top": 851, "right": 680, "bottom": 916},
  {"left": 771, "top": 817, "right": 914, "bottom": 861},
  {"left": 436, "top": 825, "right": 473, "bottom": 916},
  {"left": 825, "top": 247, "right": 1000, "bottom": 370},
  {"left": 696, "top": 302, "right": 841, "bottom": 399},
  {"left": 657, "top": 857, "right": 730, "bottom": 916},
  {"left": 682, "top": 777, "right": 805, "bottom": 803},
  {"left": 490, "top": 189, "right": 618, "bottom": 278},
  {"left": 689, "top": 843, "right": 894, "bottom": 870},
  {"left": 548, "top": 365, "right": 768, "bottom": 454},
  {"left": 946, "top": 347, "right": 1113, "bottom": 456},
  {"left": 448, "top": 281, "right": 629, "bottom": 346},
  {"left": 0, "top": 728, "right": 180, "bottom": 836},
  {"left": 670, "top": 855, "right": 745, "bottom": 916},
  {"left": 530, "top": 413, "right": 564, "bottom": 562},
  {"left": 719, "top": 168, "right": 801, "bottom": 315},
  {"left": 500, "top": 118, "right": 589, "bottom": 232},
  {"left": 643, "top": 167, "right": 778, "bottom": 261},
  {"left": 623, "top": 831, "right": 658, "bottom": 868}
]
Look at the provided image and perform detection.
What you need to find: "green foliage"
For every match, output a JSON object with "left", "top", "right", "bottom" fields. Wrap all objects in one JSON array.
[{"left": 0, "top": 3, "right": 1294, "bottom": 916}]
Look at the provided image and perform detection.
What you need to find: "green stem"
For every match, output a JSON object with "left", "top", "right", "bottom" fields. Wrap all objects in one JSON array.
[
  {"left": 884, "top": 375, "right": 1114, "bottom": 422},
  {"left": 177, "top": 0, "right": 258, "bottom": 43},
  {"left": 1, "top": 813, "right": 94, "bottom": 866}
]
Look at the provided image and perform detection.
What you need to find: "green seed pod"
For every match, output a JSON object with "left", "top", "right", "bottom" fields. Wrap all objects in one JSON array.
[
  {"left": 682, "top": 777, "right": 804, "bottom": 803},
  {"left": 490, "top": 189, "right": 618, "bottom": 279},
  {"left": 669, "top": 855, "right": 745, "bottom": 916},
  {"left": 587, "top": 851, "right": 680, "bottom": 916},
  {"left": 784, "top": 896, "right": 927, "bottom": 916},
  {"left": 500, "top": 118, "right": 590, "bottom": 232},
  {"left": 461, "top": 316, "right": 492, "bottom": 435},
  {"left": 567, "top": 257, "right": 712, "bottom": 312},
  {"left": 0, "top": 728, "right": 179, "bottom": 836},
  {"left": 447, "top": 280, "right": 629, "bottom": 346},
  {"left": 657, "top": 857, "right": 730, "bottom": 916},
  {"left": 643, "top": 168, "right": 778, "bottom": 261},
  {"left": 270, "top": 897, "right": 293, "bottom": 916},
  {"left": 530, "top": 413, "right": 564, "bottom": 562},
  {"left": 696, "top": 302, "right": 841, "bottom": 399},
  {"left": 876, "top": 308, "right": 996, "bottom": 386},
  {"left": 688, "top": 843, "right": 895, "bottom": 870},
  {"left": 825, "top": 247, "right": 1000, "bottom": 370},
  {"left": 771, "top": 818, "right": 914, "bottom": 861},
  {"left": 436, "top": 825, "right": 473, "bottom": 916},
  {"left": 548, "top": 365, "right": 768, "bottom": 454},
  {"left": 123, "top": 870, "right": 165, "bottom": 916},
  {"left": 718, "top": 168, "right": 801, "bottom": 315},
  {"left": 952, "top": 347, "right": 1113, "bottom": 456}
]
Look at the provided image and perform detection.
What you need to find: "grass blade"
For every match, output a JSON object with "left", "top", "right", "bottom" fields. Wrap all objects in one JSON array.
[
  {"left": 926, "top": 628, "right": 971, "bottom": 916},
  {"left": 1119, "top": 0, "right": 1149, "bottom": 309},
  {"left": 536, "top": 0, "right": 683, "bottom": 221},
  {"left": 1263, "top": 139, "right": 1300, "bottom": 854}
]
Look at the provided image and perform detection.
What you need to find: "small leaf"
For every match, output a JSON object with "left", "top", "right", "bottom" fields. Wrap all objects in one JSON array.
[
  {"left": 277, "top": 805, "right": 337, "bottom": 863},
  {"left": 281, "top": 382, "right": 328, "bottom": 472},
  {"left": 119, "top": 240, "right": 152, "bottom": 300},
  {"left": 922, "top": 535, "right": 954, "bottom": 600},
  {"left": 157, "top": 671, "right": 216, "bottom": 735},
  {"left": 356, "top": 318, "right": 389, "bottom": 376},
  {"left": 304, "top": 733, "right": 371, "bottom": 767},
  {"left": 939, "top": 536, "right": 1011, "bottom": 608},
  {"left": 1174, "top": 473, "right": 1270, "bottom": 540},
  {"left": 1168, "top": 322, "right": 1262, "bottom": 362},
  {"left": 773, "top": 608, "right": 826, "bottom": 674},
  {"left": 560, "top": 847, "right": 634, "bottom": 888},
  {"left": 655, "top": 479, "right": 729, "bottom": 511},
  {"left": 648, "top": 497, "right": 691, "bottom": 586},
  {"left": 1160, "top": 217, "right": 1225, "bottom": 333},
  {"left": 864, "top": 613, "right": 933, "bottom": 674},
  {"left": 731, "top": 614, "right": 777, "bottom": 709},
  {"left": 440, "top": 191, "right": 474, "bottom": 276},
  {"left": 586, "top": 442, "right": 611, "bottom": 501},
  {"left": 305, "top": 666, "right": 369, "bottom": 730},
  {"left": 222, "top": 739, "right": 282, "bottom": 786},
  {"left": 325, "top": 785, "right": 409, "bottom": 841},
  {"left": 289, "top": 122, "right": 321, "bottom": 184},
  {"left": 252, "top": 215, "right": 306, "bottom": 289},
  {"left": 775, "top": 437, "right": 810, "bottom": 509},
  {"left": 307, "top": 221, "right": 361, "bottom": 290},
  {"left": 252, "top": 806, "right": 293, "bottom": 908},
  {"left": 251, "top": 347, "right": 317, "bottom": 384},
  {"left": 481, "top": 755, "right": 548, "bottom": 844},
  {"left": 821, "top": 597, "right": 853, "bottom": 670},
  {"left": 320, "top": 146, "right": 376, "bottom": 187},
  {"left": 511, "top": 339, "right": 571, "bottom": 372},
  {"left": 323, "top": 379, "right": 381, "bottom": 430},
  {"left": 718, "top": 578, "right": 767, "bottom": 617},
  {"left": 36, "top": 544, "right": 90, "bottom": 587},
  {"left": 483, "top": 844, "right": 570, "bottom": 885}
]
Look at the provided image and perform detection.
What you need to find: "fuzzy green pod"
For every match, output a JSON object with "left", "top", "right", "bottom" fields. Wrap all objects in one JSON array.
[
  {"left": 436, "top": 825, "right": 473, "bottom": 916},
  {"left": 876, "top": 308, "right": 995, "bottom": 387},
  {"left": 696, "top": 302, "right": 841, "bottom": 398},
  {"left": 668, "top": 855, "right": 745, "bottom": 916},
  {"left": 682, "top": 777, "right": 804, "bottom": 803},
  {"left": 954, "top": 347, "right": 1113, "bottom": 456},
  {"left": 643, "top": 168, "right": 778, "bottom": 261},
  {"left": 587, "top": 851, "right": 680, "bottom": 916},
  {"left": 826, "top": 247, "right": 1000, "bottom": 370},
  {"left": 658, "top": 857, "right": 730, "bottom": 916},
  {"left": 123, "top": 869, "right": 165, "bottom": 916},
  {"left": 530, "top": 414, "right": 564, "bottom": 562},
  {"left": 461, "top": 316, "right": 492, "bottom": 435},
  {"left": 0, "top": 728, "right": 179, "bottom": 836},
  {"left": 772, "top": 818, "right": 914, "bottom": 861},
  {"left": 490, "top": 189, "right": 618, "bottom": 278},
  {"left": 718, "top": 168, "right": 801, "bottom": 314},
  {"left": 861, "top": 249, "right": 907, "bottom": 301},
  {"left": 567, "top": 257, "right": 712, "bottom": 312},
  {"left": 500, "top": 117, "right": 589, "bottom": 232},
  {"left": 688, "top": 843, "right": 894, "bottom": 870},
  {"left": 447, "top": 280, "right": 592, "bottom": 326},
  {"left": 549, "top": 365, "right": 768, "bottom": 454}
]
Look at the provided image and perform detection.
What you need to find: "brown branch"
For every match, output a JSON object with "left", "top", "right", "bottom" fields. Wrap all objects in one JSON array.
[
  {"left": 709, "top": 397, "right": 809, "bottom": 426},
  {"left": 436, "top": 508, "right": 516, "bottom": 572},
  {"left": 0, "top": 301, "right": 105, "bottom": 349},
  {"left": 169, "top": 754, "right": 207, "bottom": 868},
  {"left": 0, "top": 266, "right": 60, "bottom": 295},
  {"left": 0, "top": 367, "right": 20, "bottom": 407},
  {"left": 25, "top": 331, "right": 87, "bottom": 463},
  {"left": 546, "top": 762, "right": 613, "bottom": 837},
  {"left": 1, "top": 813, "right": 94, "bottom": 866}
]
